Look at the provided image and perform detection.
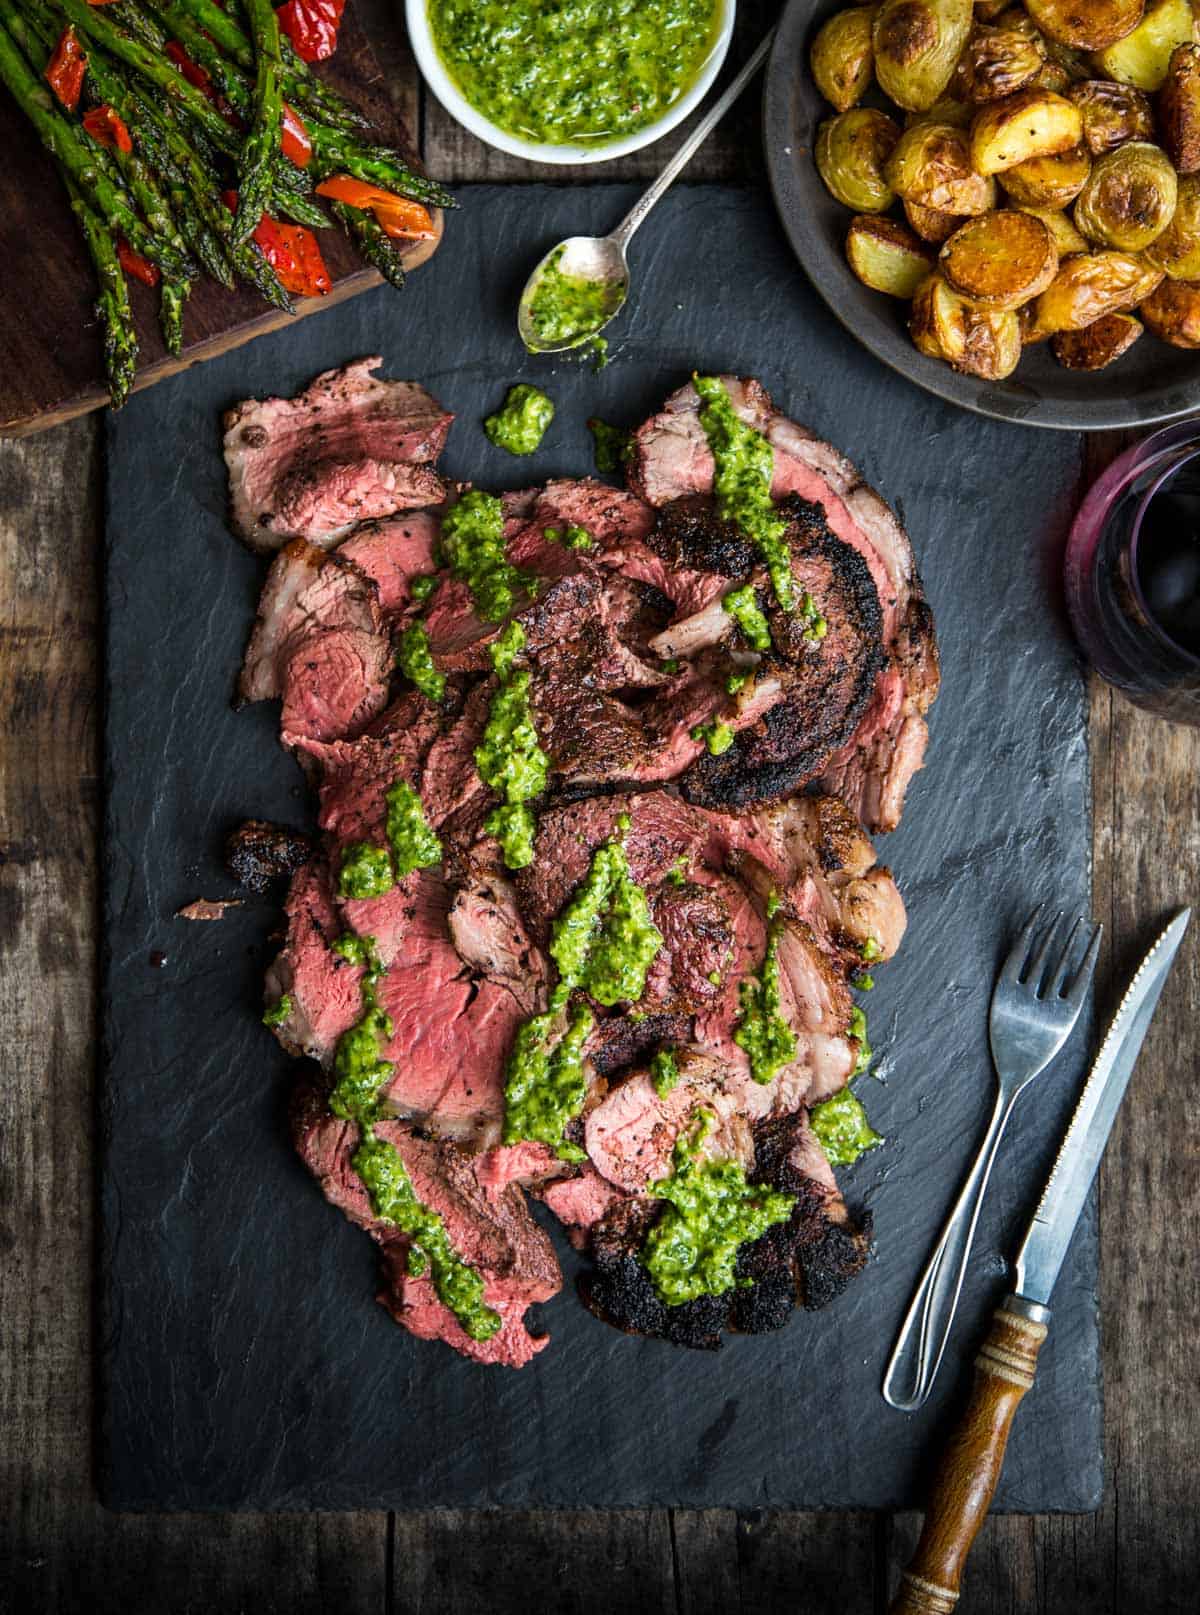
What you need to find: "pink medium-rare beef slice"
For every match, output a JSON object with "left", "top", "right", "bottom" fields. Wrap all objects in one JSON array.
[
  {"left": 224, "top": 359, "right": 452, "bottom": 550},
  {"left": 239, "top": 540, "right": 391, "bottom": 745},
  {"left": 264, "top": 860, "right": 363, "bottom": 1063},
  {"left": 338, "top": 512, "right": 440, "bottom": 615}
]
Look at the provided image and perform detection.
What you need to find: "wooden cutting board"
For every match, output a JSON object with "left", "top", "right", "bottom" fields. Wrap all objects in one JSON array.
[{"left": 0, "top": 13, "right": 441, "bottom": 436}]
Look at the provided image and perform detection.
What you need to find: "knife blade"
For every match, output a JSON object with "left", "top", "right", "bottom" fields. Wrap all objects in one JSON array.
[{"left": 1012, "top": 906, "right": 1191, "bottom": 1312}]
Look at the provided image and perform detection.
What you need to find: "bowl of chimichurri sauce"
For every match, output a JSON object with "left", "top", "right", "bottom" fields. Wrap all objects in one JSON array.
[{"left": 407, "top": 0, "right": 735, "bottom": 163}]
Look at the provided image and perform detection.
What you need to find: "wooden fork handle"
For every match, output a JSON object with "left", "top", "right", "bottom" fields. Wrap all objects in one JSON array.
[{"left": 888, "top": 1301, "right": 1049, "bottom": 1615}]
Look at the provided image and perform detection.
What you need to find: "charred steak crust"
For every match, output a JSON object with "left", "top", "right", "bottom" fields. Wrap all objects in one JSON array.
[
  {"left": 749, "top": 1116, "right": 872, "bottom": 1311},
  {"left": 224, "top": 820, "right": 314, "bottom": 892},
  {"left": 647, "top": 496, "right": 757, "bottom": 580}
]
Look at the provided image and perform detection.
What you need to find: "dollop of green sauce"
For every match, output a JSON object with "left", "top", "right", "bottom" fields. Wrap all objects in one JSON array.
[
  {"left": 440, "top": 490, "right": 531, "bottom": 623},
  {"left": 329, "top": 932, "right": 501, "bottom": 1341},
  {"left": 849, "top": 1004, "right": 872, "bottom": 1077},
  {"left": 588, "top": 417, "right": 630, "bottom": 473},
  {"left": 725, "top": 670, "right": 750, "bottom": 695},
  {"left": 810, "top": 1088, "right": 883, "bottom": 1168},
  {"left": 485, "top": 384, "right": 555, "bottom": 456},
  {"left": 527, "top": 245, "right": 625, "bottom": 351},
  {"left": 476, "top": 622, "right": 549, "bottom": 870},
  {"left": 502, "top": 1000, "right": 594, "bottom": 1160},
  {"left": 734, "top": 897, "right": 798, "bottom": 1085},
  {"left": 691, "top": 718, "right": 735, "bottom": 756},
  {"left": 385, "top": 779, "right": 443, "bottom": 877},
  {"left": 548, "top": 826, "right": 663, "bottom": 1007},
  {"left": 397, "top": 622, "right": 446, "bottom": 702},
  {"left": 722, "top": 583, "right": 772, "bottom": 651},
  {"left": 409, "top": 572, "right": 439, "bottom": 603},
  {"left": 338, "top": 842, "right": 396, "bottom": 900},
  {"left": 861, "top": 936, "right": 883, "bottom": 962},
  {"left": 262, "top": 993, "right": 293, "bottom": 1028},
  {"left": 544, "top": 522, "right": 594, "bottom": 550},
  {"left": 641, "top": 1109, "right": 795, "bottom": 1307},
  {"left": 650, "top": 1048, "right": 680, "bottom": 1097}
]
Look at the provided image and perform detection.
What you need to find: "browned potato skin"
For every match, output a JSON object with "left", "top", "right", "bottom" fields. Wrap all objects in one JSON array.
[
  {"left": 905, "top": 93, "right": 974, "bottom": 126},
  {"left": 1000, "top": 142, "right": 1093, "bottom": 204},
  {"left": 1051, "top": 311, "right": 1144, "bottom": 365},
  {"left": 1067, "top": 77, "right": 1155, "bottom": 151},
  {"left": 1147, "top": 172, "right": 1200, "bottom": 273},
  {"left": 970, "top": 87, "right": 1084, "bottom": 173},
  {"left": 887, "top": 121, "right": 999, "bottom": 211},
  {"left": 939, "top": 208, "right": 1060, "bottom": 306},
  {"left": 1015, "top": 201, "right": 1091, "bottom": 251},
  {"left": 846, "top": 214, "right": 937, "bottom": 294},
  {"left": 974, "top": 0, "right": 1011, "bottom": 20},
  {"left": 909, "top": 271, "right": 1023, "bottom": 375},
  {"left": 1092, "top": 0, "right": 1199, "bottom": 92},
  {"left": 961, "top": 22, "right": 1046, "bottom": 101},
  {"left": 905, "top": 196, "right": 969, "bottom": 238},
  {"left": 873, "top": 0, "right": 975, "bottom": 112},
  {"left": 1158, "top": 43, "right": 1200, "bottom": 171},
  {"left": 816, "top": 109, "right": 902, "bottom": 210},
  {"left": 1138, "top": 275, "right": 1200, "bottom": 341},
  {"left": 1031, "top": 249, "right": 1164, "bottom": 331},
  {"left": 1073, "top": 140, "right": 1178, "bottom": 250},
  {"left": 1034, "top": 61, "right": 1074, "bottom": 91},
  {"left": 1025, "top": 0, "right": 1147, "bottom": 53},
  {"left": 811, "top": 7, "right": 878, "bottom": 112}
]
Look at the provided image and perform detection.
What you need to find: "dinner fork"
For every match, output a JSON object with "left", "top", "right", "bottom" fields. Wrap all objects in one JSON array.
[{"left": 882, "top": 907, "right": 1102, "bottom": 1413}]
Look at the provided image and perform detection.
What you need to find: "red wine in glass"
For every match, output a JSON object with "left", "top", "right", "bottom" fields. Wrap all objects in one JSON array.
[{"left": 1065, "top": 423, "right": 1200, "bottom": 725}]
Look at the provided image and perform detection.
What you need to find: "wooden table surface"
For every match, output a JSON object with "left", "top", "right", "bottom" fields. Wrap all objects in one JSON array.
[{"left": 2, "top": 6, "right": 1198, "bottom": 1611}]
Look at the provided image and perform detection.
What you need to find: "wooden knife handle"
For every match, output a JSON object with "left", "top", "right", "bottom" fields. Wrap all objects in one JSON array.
[{"left": 888, "top": 1303, "right": 1049, "bottom": 1615}]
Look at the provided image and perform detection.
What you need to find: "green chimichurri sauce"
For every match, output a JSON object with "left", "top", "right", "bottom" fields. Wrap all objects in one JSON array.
[
  {"left": 526, "top": 245, "right": 625, "bottom": 353},
  {"left": 650, "top": 1048, "right": 680, "bottom": 1097},
  {"left": 861, "top": 936, "right": 883, "bottom": 962},
  {"left": 589, "top": 417, "right": 630, "bottom": 473},
  {"left": 262, "top": 993, "right": 293, "bottom": 1028},
  {"left": 810, "top": 1088, "right": 883, "bottom": 1168},
  {"left": 329, "top": 931, "right": 501, "bottom": 1341},
  {"left": 548, "top": 826, "right": 663, "bottom": 1007},
  {"left": 385, "top": 779, "right": 443, "bottom": 876},
  {"left": 849, "top": 1004, "right": 872, "bottom": 1077},
  {"left": 641, "top": 1109, "right": 795, "bottom": 1307},
  {"left": 338, "top": 842, "right": 396, "bottom": 900},
  {"left": 475, "top": 622, "right": 549, "bottom": 870},
  {"left": 484, "top": 384, "right": 555, "bottom": 456},
  {"left": 501, "top": 1000, "right": 594, "bottom": 1160},
  {"left": 397, "top": 622, "right": 446, "bottom": 702},
  {"left": 440, "top": 490, "right": 531, "bottom": 623},
  {"left": 544, "top": 522, "right": 594, "bottom": 550},
  {"left": 722, "top": 583, "right": 772, "bottom": 651},
  {"left": 691, "top": 718, "right": 735, "bottom": 756},
  {"left": 409, "top": 572, "right": 439, "bottom": 603},
  {"left": 428, "top": 0, "right": 721, "bottom": 148},
  {"left": 734, "top": 897, "right": 798, "bottom": 1085}
]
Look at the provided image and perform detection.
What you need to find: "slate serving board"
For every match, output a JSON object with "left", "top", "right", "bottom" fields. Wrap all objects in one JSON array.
[{"left": 102, "top": 183, "right": 1100, "bottom": 1513}]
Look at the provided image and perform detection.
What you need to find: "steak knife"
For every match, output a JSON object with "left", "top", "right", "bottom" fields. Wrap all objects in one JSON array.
[{"left": 889, "top": 908, "right": 1191, "bottom": 1615}]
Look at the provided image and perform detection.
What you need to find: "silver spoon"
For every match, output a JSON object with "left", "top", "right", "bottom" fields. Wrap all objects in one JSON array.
[{"left": 518, "top": 28, "right": 777, "bottom": 355}]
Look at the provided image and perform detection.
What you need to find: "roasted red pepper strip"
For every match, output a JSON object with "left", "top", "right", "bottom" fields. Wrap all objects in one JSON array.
[
  {"left": 275, "top": 0, "right": 344, "bottom": 65},
  {"left": 83, "top": 103, "right": 133, "bottom": 153},
  {"left": 45, "top": 27, "right": 86, "bottom": 112},
  {"left": 164, "top": 40, "right": 211, "bottom": 93},
  {"left": 280, "top": 102, "right": 312, "bottom": 168},
  {"left": 314, "top": 175, "right": 436, "bottom": 240},
  {"left": 223, "top": 191, "right": 331, "bottom": 297},
  {"left": 117, "top": 240, "right": 160, "bottom": 287}
]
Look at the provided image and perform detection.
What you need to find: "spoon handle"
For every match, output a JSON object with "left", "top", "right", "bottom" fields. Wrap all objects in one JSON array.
[{"left": 610, "top": 27, "right": 776, "bottom": 253}]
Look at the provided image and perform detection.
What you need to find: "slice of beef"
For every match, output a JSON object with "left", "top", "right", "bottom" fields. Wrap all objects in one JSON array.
[
  {"left": 586, "top": 1011, "right": 692, "bottom": 1079},
  {"left": 537, "top": 1165, "right": 624, "bottom": 1238},
  {"left": 264, "top": 859, "right": 363, "bottom": 1063},
  {"left": 224, "top": 359, "right": 452, "bottom": 550},
  {"left": 239, "top": 539, "right": 392, "bottom": 745},
  {"left": 292, "top": 1079, "right": 559, "bottom": 1367},
  {"left": 224, "top": 819, "right": 313, "bottom": 893},
  {"left": 446, "top": 876, "right": 547, "bottom": 1005},
  {"left": 338, "top": 512, "right": 439, "bottom": 616}
]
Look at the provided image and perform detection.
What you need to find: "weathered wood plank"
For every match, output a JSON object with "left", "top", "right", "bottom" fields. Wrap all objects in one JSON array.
[
  {"left": 737, "top": 1511, "right": 877, "bottom": 1614},
  {"left": 671, "top": 1509, "right": 742, "bottom": 1614}
]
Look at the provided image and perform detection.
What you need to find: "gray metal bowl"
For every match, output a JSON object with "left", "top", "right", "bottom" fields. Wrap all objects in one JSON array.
[{"left": 763, "top": 0, "right": 1200, "bottom": 431}]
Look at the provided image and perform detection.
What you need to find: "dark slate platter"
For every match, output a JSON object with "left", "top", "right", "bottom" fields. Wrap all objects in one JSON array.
[{"left": 102, "top": 183, "right": 1099, "bottom": 1513}]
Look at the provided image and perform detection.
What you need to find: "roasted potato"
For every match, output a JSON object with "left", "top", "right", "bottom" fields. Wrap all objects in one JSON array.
[
  {"left": 904, "top": 196, "right": 969, "bottom": 238},
  {"left": 1158, "top": 43, "right": 1200, "bottom": 171},
  {"left": 1051, "top": 311, "right": 1144, "bottom": 365},
  {"left": 1000, "top": 141, "right": 1092, "bottom": 204},
  {"left": 1033, "top": 61, "right": 1074, "bottom": 92},
  {"left": 974, "top": 0, "right": 1011, "bottom": 20},
  {"left": 1015, "top": 202, "right": 1091, "bottom": 252},
  {"left": 1138, "top": 274, "right": 1200, "bottom": 340},
  {"left": 847, "top": 214, "right": 937, "bottom": 294},
  {"left": 887, "top": 120, "right": 999, "bottom": 209},
  {"left": 1041, "top": 33, "right": 1094, "bottom": 80},
  {"left": 1031, "top": 249, "right": 1164, "bottom": 331},
  {"left": 1018, "top": 299, "right": 1052, "bottom": 341},
  {"left": 939, "top": 208, "right": 1060, "bottom": 305},
  {"left": 811, "top": 7, "right": 877, "bottom": 112},
  {"left": 905, "top": 93, "right": 974, "bottom": 126},
  {"left": 873, "top": 0, "right": 975, "bottom": 112},
  {"left": 970, "top": 87, "right": 1084, "bottom": 173},
  {"left": 960, "top": 22, "right": 1047, "bottom": 101},
  {"left": 1025, "top": 0, "right": 1146, "bottom": 52},
  {"left": 816, "top": 108, "right": 902, "bottom": 210},
  {"left": 1073, "top": 140, "right": 1178, "bottom": 249},
  {"left": 910, "top": 271, "right": 1023, "bottom": 374},
  {"left": 1147, "top": 172, "right": 1200, "bottom": 272},
  {"left": 1091, "top": 0, "right": 1198, "bottom": 91},
  {"left": 1067, "top": 78, "right": 1155, "bottom": 152}
]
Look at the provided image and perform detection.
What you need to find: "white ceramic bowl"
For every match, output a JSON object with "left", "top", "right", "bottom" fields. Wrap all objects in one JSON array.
[{"left": 406, "top": 0, "right": 736, "bottom": 165}]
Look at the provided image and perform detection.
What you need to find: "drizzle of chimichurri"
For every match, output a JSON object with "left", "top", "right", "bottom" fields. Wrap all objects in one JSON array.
[
  {"left": 410, "top": 573, "right": 439, "bottom": 603},
  {"left": 262, "top": 993, "right": 293, "bottom": 1028},
  {"left": 691, "top": 718, "right": 735, "bottom": 756},
  {"left": 722, "top": 583, "right": 772, "bottom": 651},
  {"left": 526, "top": 245, "right": 625, "bottom": 352},
  {"left": 666, "top": 855, "right": 689, "bottom": 886},
  {"left": 329, "top": 932, "right": 501, "bottom": 1341},
  {"left": 428, "top": 0, "right": 720, "bottom": 148},
  {"left": 475, "top": 622, "right": 549, "bottom": 870},
  {"left": 439, "top": 490, "right": 531, "bottom": 623},
  {"left": 484, "top": 384, "right": 555, "bottom": 456},
  {"left": 726, "top": 670, "right": 750, "bottom": 694},
  {"left": 548, "top": 825, "right": 663, "bottom": 1006},
  {"left": 650, "top": 1048, "right": 680, "bottom": 1097},
  {"left": 544, "top": 522, "right": 594, "bottom": 550},
  {"left": 640, "top": 1109, "right": 795, "bottom": 1307},
  {"left": 397, "top": 622, "right": 446, "bottom": 702},
  {"left": 849, "top": 1004, "right": 872, "bottom": 1077},
  {"left": 861, "top": 936, "right": 883, "bottom": 962},
  {"left": 501, "top": 1000, "right": 594, "bottom": 1161},
  {"left": 810, "top": 1088, "right": 883, "bottom": 1168},
  {"left": 734, "top": 896, "right": 798, "bottom": 1085},
  {"left": 338, "top": 841, "right": 396, "bottom": 900},
  {"left": 588, "top": 417, "right": 630, "bottom": 473},
  {"left": 385, "top": 779, "right": 443, "bottom": 876}
]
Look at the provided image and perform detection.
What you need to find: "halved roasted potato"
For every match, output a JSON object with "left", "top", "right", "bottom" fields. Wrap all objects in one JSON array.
[
  {"left": 1052, "top": 311, "right": 1144, "bottom": 365},
  {"left": 910, "top": 271, "right": 1023, "bottom": 375},
  {"left": 887, "top": 121, "right": 998, "bottom": 210},
  {"left": 1026, "top": 0, "right": 1146, "bottom": 52},
  {"left": 905, "top": 93, "right": 975, "bottom": 126},
  {"left": 961, "top": 22, "right": 1046, "bottom": 101},
  {"left": 1091, "top": 0, "right": 1198, "bottom": 91},
  {"left": 1030, "top": 249, "right": 1164, "bottom": 331},
  {"left": 904, "top": 196, "right": 969, "bottom": 239},
  {"left": 939, "top": 209, "right": 1060, "bottom": 306},
  {"left": 1159, "top": 43, "right": 1200, "bottom": 171},
  {"left": 1041, "top": 33, "right": 1094, "bottom": 80},
  {"left": 1015, "top": 203, "right": 1091, "bottom": 253},
  {"left": 847, "top": 214, "right": 937, "bottom": 294},
  {"left": 1067, "top": 78, "right": 1154, "bottom": 152},
  {"left": 1073, "top": 141, "right": 1178, "bottom": 249},
  {"left": 873, "top": 0, "right": 975, "bottom": 112},
  {"left": 1147, "top": 173, "right": 1200, "bottom": 273},
  {"left": 1018, "top": 300, "right": 1052, "bottom": 341},
  {"left": 1138, "top": 274, "right": 1200, "bottom": 341},
  {"left": 811, "top": 7, "right": 878, "bottom": 112},
  {"left": 970, "top": 88, "right": 1084, "bottom": 173},
  {"left": 1000, "top": 142, "right": 1092, "bottom": 205},
  {"left": 816, "top": 108, "right": 902, "bottom": 210}
]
